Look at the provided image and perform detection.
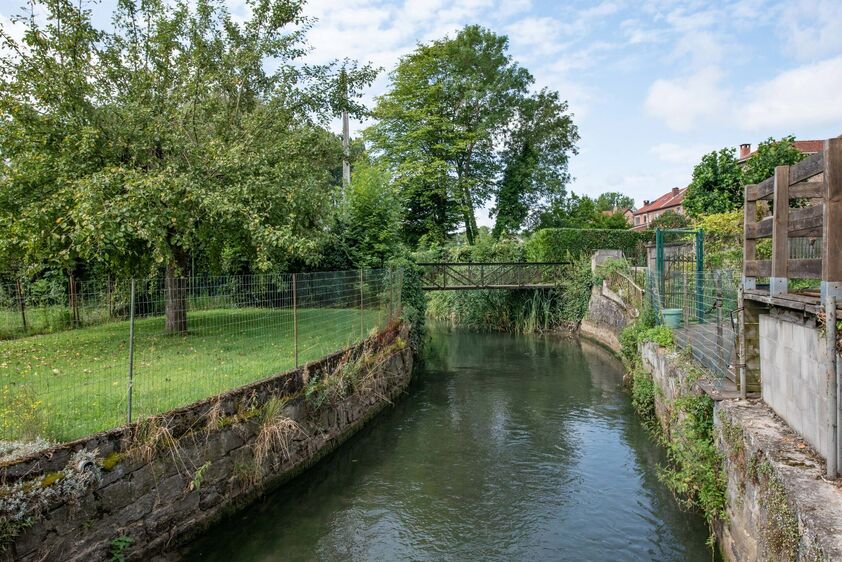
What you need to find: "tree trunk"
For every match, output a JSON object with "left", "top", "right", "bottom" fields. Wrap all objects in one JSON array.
[{"left": 165, "top": 249, "right": 189, "bottom": 334}]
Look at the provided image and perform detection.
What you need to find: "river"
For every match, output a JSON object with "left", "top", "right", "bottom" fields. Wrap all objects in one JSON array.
[{"left": 185, "top": 325, "right": 717, "bottom": 561}]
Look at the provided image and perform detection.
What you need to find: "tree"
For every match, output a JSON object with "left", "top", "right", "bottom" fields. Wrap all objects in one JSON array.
[
  {"left": 529, "top": 192, "right": 629, "bottom": 230},
  {"left": 595, "top": 192, "right": 635, "bottom": 213},
  {"left": 742, "top": 136, "right": 806, "bottom": 185},
  {"left": 340, "top": 159, "right": 402, "bottom": 267},
  {"left": 682, "top": 148, "right": 743, "bottom": 218},
  {"left": 492, "top": 89, "right": 579, "bottom": 237},
  {"left": 0, "top": 0, "right": 358, "bottom": 332},
  {"left": 648, "top": 210, "right": 690, "bottom": 230},
  {"left": 369, "top": 25, "right": 574, "bottom": 245}
]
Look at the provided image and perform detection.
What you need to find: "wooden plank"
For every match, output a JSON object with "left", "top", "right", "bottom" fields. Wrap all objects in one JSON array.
[
  {"left": 746, "top": 182, "right": 769, "bottom": 202},
  {"left": 787, "top": 204, "right": 823, "bottom": 237},
  {"left": 771, "top": 165, "right": 790, "bottom": 294},
  {"left": 743, "top": 192, "right": 757, "bottom": 281},
  {"left": 788, "top": 258, "right": 823, "bottom": 279},
  {"left": 746, "top": 153, "right": 825, "bottom": 201},
  {"left": 745, "top": 260, "right": 771, "bottom": 277},
  {"left": 824, "top": 138, "right": 842, "bottom": 291},
  {"left": 790, "top": 181, "right": 824, "bottom": 199},
  {"left": 746, "top": 215, "right": 772, "bottom": 239}
]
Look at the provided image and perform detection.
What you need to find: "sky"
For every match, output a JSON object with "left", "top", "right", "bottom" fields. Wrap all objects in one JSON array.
[{"left": 2, "top": 0, "right": 842, "bottom": 227}]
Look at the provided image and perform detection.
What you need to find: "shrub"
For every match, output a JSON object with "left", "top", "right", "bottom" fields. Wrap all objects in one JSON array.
[{"left": 525, "top": 228, "right": 653, "bottom": 263}]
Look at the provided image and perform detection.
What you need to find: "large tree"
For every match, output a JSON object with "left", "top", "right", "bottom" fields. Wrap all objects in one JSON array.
[
  {"left": 0, "top": 0, "right": 368, "bottom": 332},
  {"left": 369, "top": 25, "right": 576, "bottom": 245},
  {"left": 492, "top": 89, "right": 579, "bottom": 237},
  {"left": 742, "top": 136, "right": 806, "bottom": 185},
  {"left": 682, "top": 148, "right": 743, "bottom": 218}
]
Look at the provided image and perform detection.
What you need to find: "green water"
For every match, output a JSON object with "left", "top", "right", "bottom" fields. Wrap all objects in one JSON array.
[{"left": 186, "top": 326, "right": 717, "bottom": 561}]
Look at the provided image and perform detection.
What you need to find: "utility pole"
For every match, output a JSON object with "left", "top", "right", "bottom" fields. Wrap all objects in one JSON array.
[{"left": 341, "top": 68, "right": 351, "bottom": 190}]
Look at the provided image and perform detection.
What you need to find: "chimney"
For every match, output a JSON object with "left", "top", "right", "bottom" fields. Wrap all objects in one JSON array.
[
  {"left": 739, "top": 143, "right": 751, "bottom": 159},
  {"left": 672, "top": 187, "right": 679, "bottom": 196},
  {"left": 643, "top": 200, "right": 650, "bottom": 206}
]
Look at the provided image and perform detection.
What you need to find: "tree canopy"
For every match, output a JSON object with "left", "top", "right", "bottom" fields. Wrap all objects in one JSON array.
[
  {"left": 682, "top": 148, "right": 743, "bottom": 218},
  {"left": 368, "top": 25, "right": 578, "bottom": 245},
  {"left": 0, "top": 0, "right": 376, "bottom": 330}
]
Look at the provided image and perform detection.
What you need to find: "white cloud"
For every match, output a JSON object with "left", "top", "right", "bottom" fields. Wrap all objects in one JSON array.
[
  {"left": 650, "top": 143, "right": 715, "bottom": 166},
  {"left": 779, "top": 0, "right": 842, "bottom": 61},
  {"left": 644, "top": 67, "right": 730, "bottom": 132},
  {"left": 739, "top": 55, "right": 842, "bottom": 130}
]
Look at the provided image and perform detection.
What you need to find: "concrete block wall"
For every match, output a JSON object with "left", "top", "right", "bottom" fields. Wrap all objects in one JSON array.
[{"left": 758, "top": 315, "right": 828, "bottom": 459}]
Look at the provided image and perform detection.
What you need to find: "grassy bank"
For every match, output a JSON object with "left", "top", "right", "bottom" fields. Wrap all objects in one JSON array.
[{"left": 1, "top": 308, "right": 385, "bottom": 442}]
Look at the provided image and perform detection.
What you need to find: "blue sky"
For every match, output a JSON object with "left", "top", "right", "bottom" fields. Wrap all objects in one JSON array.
[{"left": 2, "top": 0, "right": 841, "bottom": 226}]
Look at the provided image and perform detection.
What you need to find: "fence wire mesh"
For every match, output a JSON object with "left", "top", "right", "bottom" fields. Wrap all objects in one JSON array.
[
  {"left": 646, "top": 268, "right": 740, "bottom": 385},
  {"left": 0, "top": 269, "right": 402, "bottom": 443}
]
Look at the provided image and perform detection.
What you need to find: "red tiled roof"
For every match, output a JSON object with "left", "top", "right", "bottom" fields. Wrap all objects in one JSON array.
[
  {"left": 742, "top": 135, "right": 842, "bottom": 161},
  {"left": 633, "top": 188, "right": 686, "bottom": 216}
]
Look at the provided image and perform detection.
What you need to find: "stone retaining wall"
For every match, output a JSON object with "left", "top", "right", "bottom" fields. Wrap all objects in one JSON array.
[
  {"left": 579, "top": 283, "right": 634, "bottom": 353},
  {"left": 0, "top": 323, "right": 413, "bottom": 562},
  {"left": 640, "top": 342, "right": 842, "bottom": 561}
]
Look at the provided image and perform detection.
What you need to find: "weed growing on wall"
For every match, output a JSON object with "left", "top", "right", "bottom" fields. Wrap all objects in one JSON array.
[{"left": 658, "top": 393, "right": 726, "bottom": 544}]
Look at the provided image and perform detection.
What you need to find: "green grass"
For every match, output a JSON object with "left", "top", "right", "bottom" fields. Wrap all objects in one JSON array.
[{"left": 0, "top": 307, "right": 386, "bottom": 442}]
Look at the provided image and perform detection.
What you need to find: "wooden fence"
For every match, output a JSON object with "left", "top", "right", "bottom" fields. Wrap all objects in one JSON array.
[{"left": 743, "top": 138, "right": 842, "bottom": 300}]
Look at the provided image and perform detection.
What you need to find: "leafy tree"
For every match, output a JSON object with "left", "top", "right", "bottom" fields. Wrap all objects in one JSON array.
[
  {"left": 595, "top": 192, "right": 635, "bottom": 212},
  {"left": 0, "top": 0, "right": 362, "bottom": 332},
  {"left": 648, "top": 211, "right": 690, "bottom": 230},
  {"left": 369, "top": 25, "right": 575, "bottom": 246},
  {"left": 529, "top": 193, "right": 630, "bottom": 230},
  {"left": 741, "top": 135, "right": 806, "bottom": 185},
  {"left": 492, "top": 89, "right": 579, "bottom": 237},
  {"left": 683, "top": 148, "right": 743, "bottom": 218},
  {"left": 339, "top": 159, "right": 402, "bottom": 267}
]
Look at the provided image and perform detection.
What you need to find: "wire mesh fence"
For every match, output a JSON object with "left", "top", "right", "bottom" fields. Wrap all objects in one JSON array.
[
  {"left": 646, "top": 268, "right": 740, "bottom": 385},
  {"left": 0, "top": 268, "right": 402, "bottom": 443}
]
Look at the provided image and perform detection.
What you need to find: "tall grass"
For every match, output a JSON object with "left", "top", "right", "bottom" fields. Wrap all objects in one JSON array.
[{"left": 425, "top": 257, "right": 594, "bottom": 333}]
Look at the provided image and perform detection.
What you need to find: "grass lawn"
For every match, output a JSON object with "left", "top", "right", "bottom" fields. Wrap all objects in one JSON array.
[{"left": 0, "top": 307, "right": 386, "bottom": 442}]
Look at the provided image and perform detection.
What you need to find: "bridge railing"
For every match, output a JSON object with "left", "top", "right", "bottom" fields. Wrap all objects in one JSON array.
[{"left": 418, "top": 262, "right": 571, "bottom": 290}]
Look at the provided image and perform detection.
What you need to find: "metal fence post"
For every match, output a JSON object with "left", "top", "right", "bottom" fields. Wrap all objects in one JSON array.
[
  {"left": 360, "top": 269, "right": 365, "bottom": 340},
  {"left": 15, "top": 278, "right": 27, "bottom": 332},
  {"left": 292, "top": 273, "right": 299, "bottom": 368},
  {"left": 695, "top": 229, "right": 705, "bottom": 322},
  {"left": 825, "top": 296, "right": 838, "bottom": 478},
  {"left": 127, "top": 279, "right": 136, "bottom": 425}
]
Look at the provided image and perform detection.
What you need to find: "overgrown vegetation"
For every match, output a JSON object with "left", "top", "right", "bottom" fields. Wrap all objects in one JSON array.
[
  {"left": 526, "top": 228, "right": 652, "bottom": 264},
  {"left": 621, "top": 306, "right": 725, "bottom": 547}
]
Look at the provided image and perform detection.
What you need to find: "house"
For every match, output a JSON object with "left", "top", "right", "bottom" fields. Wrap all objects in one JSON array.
[
  {"left": 601, "top": 207, "right": 634, "bottom": 225},
  {"left": 737, "top": 135, "right": 842, "bottom": 164},
  {"left": 631, "top": 187, "right": 686, "bottom": 231}
]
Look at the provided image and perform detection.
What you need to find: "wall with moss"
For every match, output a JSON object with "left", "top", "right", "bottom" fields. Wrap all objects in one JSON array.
[
  {"left": 0, "top": 323, "right": 413, "bottom": 562},
  {"left": 639, "top": 342, "right": 842, "bottom": 561}
]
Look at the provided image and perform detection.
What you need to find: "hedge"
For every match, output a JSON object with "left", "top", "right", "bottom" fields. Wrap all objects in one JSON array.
[{"left": 525, "top": 228, "right": 654, "bottom": 263}]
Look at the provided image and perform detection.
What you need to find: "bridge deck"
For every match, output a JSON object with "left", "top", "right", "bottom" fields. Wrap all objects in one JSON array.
[{"left": 418, "top": 262, "right": 571, "bottom": 291}]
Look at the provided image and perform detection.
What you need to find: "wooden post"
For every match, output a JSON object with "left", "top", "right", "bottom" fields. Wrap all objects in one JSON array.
[
  {"left": 823, "top": 138, "right": 842, "bottom": 300},
  {"left": 771, "top": 165, "right": 790, "bottom": 296},
  {"left": 743, "top": 185, "right": 757, "bottom": 290}
]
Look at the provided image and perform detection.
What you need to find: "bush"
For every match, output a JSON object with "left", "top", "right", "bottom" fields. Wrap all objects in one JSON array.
[
  {"left": 526, "top": 228, "right": 653, "bottom": 264},
  {"left": 388, "top": 256, "right": 426, "bottom": 355}
]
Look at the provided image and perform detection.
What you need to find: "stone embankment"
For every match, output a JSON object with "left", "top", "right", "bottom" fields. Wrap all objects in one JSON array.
[
  {"left": 640, "top": 341, "right": 842, "bottom": 561},
  {"left": 0, "top": 323, "right": 413, "bottom": 562}
]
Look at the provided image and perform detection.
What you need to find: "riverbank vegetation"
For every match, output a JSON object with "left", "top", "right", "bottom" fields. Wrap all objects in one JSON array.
[{"left": 620, "top": 311, "right": 726, "bottom": 545}]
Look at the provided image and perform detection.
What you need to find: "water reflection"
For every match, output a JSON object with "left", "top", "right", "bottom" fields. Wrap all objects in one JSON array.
[{"left": 185, "top": 325, "right": 717, "bottom": 561}]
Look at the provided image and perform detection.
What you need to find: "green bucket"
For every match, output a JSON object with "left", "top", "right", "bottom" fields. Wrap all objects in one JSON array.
[{"left": 662, "top": 308, "right": 683, "bottom": 328}]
